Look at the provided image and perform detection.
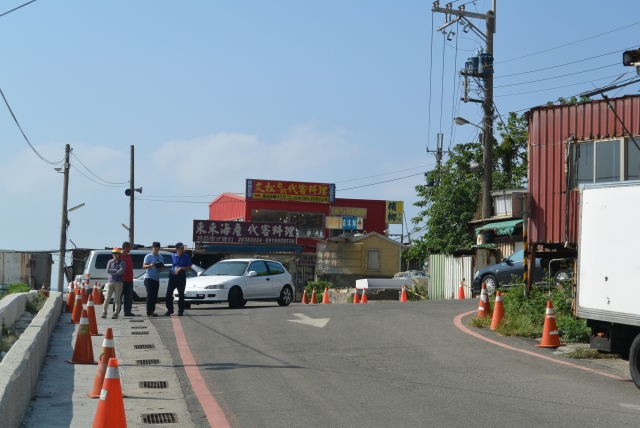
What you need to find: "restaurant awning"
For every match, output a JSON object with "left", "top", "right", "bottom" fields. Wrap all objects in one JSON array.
[{"left": 475, "top": 219, "right": 523, "bottom": 237}]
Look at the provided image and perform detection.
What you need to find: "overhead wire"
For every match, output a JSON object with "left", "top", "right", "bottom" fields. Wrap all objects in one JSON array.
[
  {"left": 494, "top": 72, "right": 636, "bottom": 98},
  {"left": 338, "top": 173, "right": 425, "bottom": 192},
  {"left": 0, "top": 86, "right": 65, "bottom": 165},
  {"left": 70, "top": 165, "right": 125, "bottom": 188},
  {"left": 71, "top": 152, "right": 129, "bottom": 186},
  {"left": 0, "top": 0, "right": 37, "bottom": 19},
  {"left": 495, "top": 20, "right": 640, "bottom": 65},
  {"left": 494, "top": 63, "right": 619, "bottom": 88}
]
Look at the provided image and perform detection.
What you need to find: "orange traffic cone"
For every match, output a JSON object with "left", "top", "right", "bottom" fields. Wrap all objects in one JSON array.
[
  {"left": 490, "top": 291, "right": 505, "bottom": 330},
  {"left": 535, "top": 301, "right": 566, "bottom": 348},
  {"left": 66, "top": 282, "right": 76, "bottom": 313},
  {"left": 360, "top": 288, "right": 368, "bottom": 304},
  {"left": 301, "top": 289, "right": 309, "bottom": 304},
  {"left": 87, "top": 328, "right": 117, "bottom": 398},
  {"left": 400, "top": 285, "right": 408, "bottom": 302},
  {"left": 66, "top": 310, "right": 96, "bottom": 364},
  {"left": 92, "top": 283, "right": 103, "bottom": 305},
  {"left": 322, "top": 288, "right": 331, "bottom": 304},
  {"left": 80, "top": 282, "right": 88, "bottom": 305},
  {"left": 353, "top": 290, "right": 360, "bottom": 304},
  {"left": 87, "top": 295, "right": 101, "bottom": 336},
  {"left": 477, "top": 283, "right": 492, "bottom": 318},
  {"left": 92, "top": 358, "right": 127, "bottom": 428},
  {"left": 457, "top": 281, "right": 465, "bottom": 300},
  {"left": 70, "top": 291, "right": 83, "bottom": 324},
  {"left": 310, "top": 289, "right": 318, "bottom": 304}
]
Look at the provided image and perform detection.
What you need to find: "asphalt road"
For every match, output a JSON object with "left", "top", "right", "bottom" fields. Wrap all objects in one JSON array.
[{"left": 151, "top": 300, "right": 640, "bottom": 428}]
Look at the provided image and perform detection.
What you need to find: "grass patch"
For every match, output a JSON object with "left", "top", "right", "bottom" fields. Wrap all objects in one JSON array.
[
  {"left": 470, "top": 276, "right": 590, "bottom": 343},
  {"left": 470, "top": 316, "right": 491, "bottom": 328},
  {"left": 1, "top": 283, "right": 31, "bottom": 300},
  {"left": 564, "top": 348, "right": 619, "bottom": 359},
  {"left": 26, "top": 293, "right": 48, "bottom": 314}
]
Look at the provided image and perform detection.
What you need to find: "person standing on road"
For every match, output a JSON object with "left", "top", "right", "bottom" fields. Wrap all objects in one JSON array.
[
  {"left": 165, "top": 242, "right": 192, "bottom": 317},
  {"left": 142, "top": 242, "right": 164, "bottom": 317},
  {"left": 121, "top": 242, "right": 136, "bottom": 317},
  {"left": 101, "top": 248, "right": 125, "bottom": 319}
]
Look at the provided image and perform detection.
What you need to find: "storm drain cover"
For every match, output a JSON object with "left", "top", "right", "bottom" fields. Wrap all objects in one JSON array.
[
  {"left": 136, "top": 359, "right": 160, "bottom": 365},
  {"left": 131, "top": 326, "right": 148, "bottom": 329},
  {"left": 130, "top": 319, "right": 144, "bottom": 323},
  {"left": 142, "top": 413, "right": 178, "bottom": 424},
  {"left": 139, "top": 381, "right": 168, "bottom": 389},
  {"left": 132, "top": 331, "right": 149, "bottom": 335},
  {"left": 134, "top": 344, "right": 155, "bottom": 350}
]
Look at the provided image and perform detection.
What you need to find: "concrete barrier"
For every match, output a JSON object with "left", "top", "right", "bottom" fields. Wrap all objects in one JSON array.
[
  {"left": 0, "top": 291, "right": 63, "bottom": 428},
  {"left": 0, "top": 290, "right": 38, "bottom": 332}
]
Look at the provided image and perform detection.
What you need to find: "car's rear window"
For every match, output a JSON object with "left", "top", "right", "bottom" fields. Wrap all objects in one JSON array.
[{"left": 203, "top": 261, "right": 248, "bottom": 277}]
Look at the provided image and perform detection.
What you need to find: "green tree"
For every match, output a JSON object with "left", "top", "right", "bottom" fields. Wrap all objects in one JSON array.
[{"left": 407, "top": 112, "right": 528, "bottom": 260}]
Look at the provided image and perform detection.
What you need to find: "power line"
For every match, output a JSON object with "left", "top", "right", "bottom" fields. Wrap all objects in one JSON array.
[
  {"left": 338, "top": 173, "right": 424, "bottom": 192},
  {"left": 70, "top": 164, "right": 125, "bottom": 187},
  {"left": 71, "top": 152, "right": 129, "bottom": 185},
  {"left": 494, "top": 63, "right": 619, "bottom": 89},
  {"left": 336, "top": 163, "right": 435, "bottom": 184},
  {"left": 495, "top": 47, "right": 636, "bottom": 79},
  {"left": 495, "top": 20, "right": 640, "bottom": 65},
  {"left": 494, "top": 72, "right": 635, "bottom": 98},
  {"left": 0, "top": 0, "right": 37, "bottom": 19},
  {"left": 0, "top": 86, "right": 65, "bottom": 165}
]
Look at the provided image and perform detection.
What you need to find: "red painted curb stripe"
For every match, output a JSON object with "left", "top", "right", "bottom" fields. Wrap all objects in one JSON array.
[
  {"left": 454, "top": 310, "right": 627, "bottom": 381},
  {"left": 171, "top": 316, "right": 232, "bottom": 428}
]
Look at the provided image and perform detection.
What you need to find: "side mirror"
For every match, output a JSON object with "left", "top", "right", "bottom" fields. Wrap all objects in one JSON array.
[
  {"left": 247, "top": 271, "right": 257, "bottom": 278},
  {"left": 501, "top": 258, "right": 508, "bottom": 263}
]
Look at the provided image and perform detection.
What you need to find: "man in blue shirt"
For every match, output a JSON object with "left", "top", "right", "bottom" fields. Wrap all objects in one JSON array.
[
  {"left": 165, "top": 242, "right": 193, "bottom": 316},
  {"left": 142, "top": 242, "right": 164, "bottom": 317}
]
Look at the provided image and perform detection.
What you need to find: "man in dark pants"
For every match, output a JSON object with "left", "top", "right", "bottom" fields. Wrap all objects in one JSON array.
[
  {"left": 121, "top": 242, "right": 136, "bottom": 317},
  {"left": 142, "top": 242, "right": 163, "bottom": 317},
  {"left": 165, "top": 242, "right": 192, "bottom": 317}
]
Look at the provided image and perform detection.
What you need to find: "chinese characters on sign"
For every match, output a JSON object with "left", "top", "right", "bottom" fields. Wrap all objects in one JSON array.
[
  {"left": 329, "top": 206, "right": 367, "bottom": 218},
  {"left": 341, "top": 217, "right": 363, "bottom": 230},
  {"left": 193, "top": 220, "right": 296, "bottom": 244},
  {"left": 385, "top": 201, "right": 404, "bottom": 224},
  {"left": 325, "top": 216, "right": 342, "bottom": 230},
  {"left": 246, "top": 179, "right": 336, "bottom": 203}
]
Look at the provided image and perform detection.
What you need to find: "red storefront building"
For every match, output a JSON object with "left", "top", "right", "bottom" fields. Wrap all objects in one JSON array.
[{"left": 199, "top": 179, "right": 400, "bottom": 292}]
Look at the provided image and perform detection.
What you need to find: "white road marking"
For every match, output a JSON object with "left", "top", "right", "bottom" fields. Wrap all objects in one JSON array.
[
  {"left": 288, "top": 313, "right": 330, "bottom": 328},
  {"left": 620, "top": 403, "right": 640, "bottom": 411}
]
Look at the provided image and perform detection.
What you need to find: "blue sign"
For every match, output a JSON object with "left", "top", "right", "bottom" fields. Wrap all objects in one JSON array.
[{"left": 342, "top": 217, "right": 358, "bottom": 230}]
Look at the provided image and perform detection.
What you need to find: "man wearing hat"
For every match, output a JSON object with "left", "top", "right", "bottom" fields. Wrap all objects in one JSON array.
[
  {"left": 102, "top": 247, "right": 126, "bottom": 319},
  {"left": 165, "top": 242, "right": 193, "bottom": 316}
]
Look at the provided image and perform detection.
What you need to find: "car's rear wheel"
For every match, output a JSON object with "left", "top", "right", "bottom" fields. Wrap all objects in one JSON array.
[
  {"left": 238, "top": 300, "right": 247, "bottom": 307},
  {"left": 228, "top": 286, "right": 242, "bottom": 309},
  {"left": 482, "top": 275, "right": 498, "bottom": 295},
  {"left": 554, "top": 269, "right": 572, "bottom": 285},
  {"left": 277, "top": 285, "right": 293, "bottom": 306}
]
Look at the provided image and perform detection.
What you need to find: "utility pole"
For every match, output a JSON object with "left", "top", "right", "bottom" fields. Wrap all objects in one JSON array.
[
  {"left": 432, "top": 1, "right": 496, "bottom": 218},
  {"left": 425, "top": 133, "right": 450, "bottom": 186},
  {"left": 57, "top": 144, "right": 71, "bottom": 292},
  {"left": 129, "top": 145, "right": 134, "bottom": 246}
]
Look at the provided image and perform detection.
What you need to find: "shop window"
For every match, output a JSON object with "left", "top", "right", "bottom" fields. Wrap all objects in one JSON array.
[
  {"left": 366, "top": 249, "right": 380, "bottom": 271},
  {"left": 595, "top": 140, "right": 620, "bottom": 182},
  {"left": 251, "top": 210, "right": 288, "bottom": 223},
  {"left": 290, "top": 213, "right": 324, "bottom": 238},
  {"left": 626, "top": 138, "right": 640, "bottom": 180}
]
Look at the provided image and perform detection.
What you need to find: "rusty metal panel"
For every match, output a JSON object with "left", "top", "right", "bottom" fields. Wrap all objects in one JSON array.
[
  {"left": 208, "top": 193, "right": 246, "bottom": 221},
  {"left": 0, "top": 252, "right": 36, "bottom": 287},
  {"left": 528, "top": 95, "right": 640, "bottom": 244}
]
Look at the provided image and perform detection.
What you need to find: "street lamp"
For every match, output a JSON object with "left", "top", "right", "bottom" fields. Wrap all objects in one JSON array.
[{"left": 454, "top": 116, "right": 493, "bottom": 219}]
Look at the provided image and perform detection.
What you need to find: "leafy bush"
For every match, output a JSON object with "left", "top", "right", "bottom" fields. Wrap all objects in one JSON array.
[
  {"left": 305, "top": 280, "right": 333, "bottom": 298},
  {"left": 8, "top": 283, "right": 30, "bottom": 294},
  {"left": 26, "top": 293, "right": 48, "bottom": 314}
]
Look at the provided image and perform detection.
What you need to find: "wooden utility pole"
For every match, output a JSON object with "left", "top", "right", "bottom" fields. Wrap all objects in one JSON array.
[
  {"left": 57, "top": 144, "right": 71, "bottom": 292},
  {"left": 129, "top": 145, "right": 134, "bottom": 246},
  {"left": 432, "top": 1, "right": 496, "bottom": 218}
]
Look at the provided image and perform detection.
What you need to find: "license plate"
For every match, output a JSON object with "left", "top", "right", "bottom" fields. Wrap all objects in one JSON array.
[{"left": 185, "top": 291, "right": 197, "bottom": 298}]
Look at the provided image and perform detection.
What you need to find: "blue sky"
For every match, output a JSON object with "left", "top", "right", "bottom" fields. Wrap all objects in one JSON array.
[{"left": 1, "top": 1, "right": 638, "bottom": 277}]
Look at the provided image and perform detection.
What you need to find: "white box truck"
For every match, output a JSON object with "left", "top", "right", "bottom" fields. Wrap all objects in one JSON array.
[{"left": 576, "top": 181, "right": 640, "bottom": 388}]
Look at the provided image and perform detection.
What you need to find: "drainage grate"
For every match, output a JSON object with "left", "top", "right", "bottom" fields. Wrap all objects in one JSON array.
[
  {"left": 136, "top": 359, "right": 160, "bottom": 365},
  {"left": 131, "top": 326, "right": 148, "bottom": 329},
  {"left": 132, "top": 331, "right": 149, "bottom": 335},
  {"left": 139, "top": 381, "right": 168, "bottom": 389},
  {"left": 141, "top": 413, "right": 178, "bottom": 424},
  {"left": 134, "top": 344, "right": 155, "bottom": 350},
  {"left": 130, "top": 319, "right": 144, "bottom": 323}
]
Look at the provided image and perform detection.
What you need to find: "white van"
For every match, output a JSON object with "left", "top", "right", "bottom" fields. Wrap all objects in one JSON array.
[{"left": 82, "top": 250, "right": 173, "bottom": 284}]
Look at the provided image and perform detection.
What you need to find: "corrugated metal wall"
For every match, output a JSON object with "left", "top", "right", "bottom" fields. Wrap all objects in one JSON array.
[
  {"left": 494, "top": 241, "right": 523, "bottom": 261},
  {"left": 428, "top": 255, "right": 474, "bottom": 300},
  {"left": 208, "top": 193, "right": 246, "bottom": 221},
  {"left": 0, "top": 252, "right": 51, "bottom": 287},
  {"left": 528, "top": 95, "right": 640, "bottom": 245}
]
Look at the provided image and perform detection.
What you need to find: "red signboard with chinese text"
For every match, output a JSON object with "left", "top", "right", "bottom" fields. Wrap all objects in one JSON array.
[
  {"left": 193, "top": 220, "right": 296, "bottom": 244},
  {"left": 246, "top": 179, "right": 336, "bottom": 203}
]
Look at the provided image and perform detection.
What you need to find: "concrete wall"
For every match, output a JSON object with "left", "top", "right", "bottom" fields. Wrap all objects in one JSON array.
[
  {"left": 357, "top": 235, "right": 402, "bottom": 276},
  {"left": 0, "top": 291, "right": 63, "bottom": 428},
  {"left": 0, "top": 291, "right": 38, "bottom": 331},
  {"left": 316, "top": 273, "right": 393, "bottom": 288}
]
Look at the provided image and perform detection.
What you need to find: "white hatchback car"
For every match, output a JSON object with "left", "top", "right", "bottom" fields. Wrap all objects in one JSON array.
[
  {"left": 176, "top": 259, "right": 294, "bottom": 308},
  {"left": 132, "top": 265, "right": 204, "bottom": 300}
]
